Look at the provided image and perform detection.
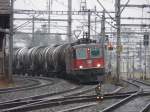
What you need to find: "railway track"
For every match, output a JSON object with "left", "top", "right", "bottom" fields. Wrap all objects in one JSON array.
[
  {"left": 0, "top": 84, "right": 99, "bottom": 110},
  {"left": 0, "top": 85, "right": 83, "bottom": 109},
  {"left": 56, "top": 102, "right": 97, "bottom": 112},
  {"left": 51, "top": 79, "right": 149, "bottom": 112},
  {"left": 131, "top": 79, "right": 150, "bottom": 92},
  {"left": 0, "top": 76, "right": 98, "bottom": 110},
  {"left": 140, "top": 102, "right": 150, "bottom": 112},
  {"left": 100, "top": 79, "right": 150, "bottom": 112},
  {"left": 0, "top": 76, "right": 61, "bottom": 103},
  {"left": 0, "top": 76, "right": 146, "bottom": 112},
  {"left": 2, "top": 91, "right": 150, "bottom": 112},
  {"left": 0, "top": 76, "right": 54, "bottom": 94},
  {"left": 1, "top": 93, "right": 135, "bottom": 112},
  {"left": 0, "top": 79, "right": 141, "bottom": 112}
]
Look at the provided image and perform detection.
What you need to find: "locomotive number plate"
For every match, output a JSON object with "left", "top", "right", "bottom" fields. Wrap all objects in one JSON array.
[{"left": 87, "top": 60, "right": 92, "bottom": 64}]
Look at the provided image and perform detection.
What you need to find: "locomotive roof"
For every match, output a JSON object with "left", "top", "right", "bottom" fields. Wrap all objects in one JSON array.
[{"left": 72, "top": 43, "right": 102, "bottom": 48}]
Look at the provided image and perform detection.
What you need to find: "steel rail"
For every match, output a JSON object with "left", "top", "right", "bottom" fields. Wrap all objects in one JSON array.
[
  {"left": 100, "top": 79, "right": 141, "bottom": 112},
  {"left": 0, "top": 93, "right": 133, "bottom": 109},
  {"left": 57, "top": 102, "right": 97, "bottom": 112},
  {"left": 0, "top": 79, "right": 139, "bottom": 110},
  {"left": 0, "top": 79, "right": 40, "bottom": 94},
  {"left": 132, "top": 79, "right": 150, "bottom": 86},
  {"left": 2, "top": 92, "right": 150, "bottom": 112},
  {"left": 140, "top": 103, "right": 150, "bottom": 112},
  {"left": 0, "top": 78, "right": 143, "bottom": 111},
  {"left": 0, "top": 94, "right": 130, "bottom": 112},
  {"left": 0, "top": 76, "right": 55, "bottom": 94},
  {"left": 58, "top": 93, "right": 150, "bottom": 112},
  {"left": 0, "top": 86, "right": 84, "bottom": 107},
  {"left": 101, "top": 79, "right": 150, "bottom": 112},
  {"left": 0, "top": 83, "right": 122, "bottom": 107}
]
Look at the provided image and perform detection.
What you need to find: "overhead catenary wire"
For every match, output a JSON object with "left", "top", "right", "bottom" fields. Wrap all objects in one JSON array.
[
  {"left": 14, "top": 1, "right": 149, "bottom": 37},
  {"left": 14, "top": 14, "right": 41, "bottom": 31},
  {"left": 94, "top": 12, "right": 116, "bottom": 29},
  {"left": 120, "top": 0, "right": 130, "bottom": 15},
  {"left": 97, "top": 0, "right": 115, "bottom": 22},
  {"left": 14, "top": 0, "right": 55, "bottom": 32}
]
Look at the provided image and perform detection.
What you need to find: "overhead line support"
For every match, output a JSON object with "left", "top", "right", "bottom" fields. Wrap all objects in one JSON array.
[
  {"left": 9, "top": 0, "right": 14, "bottom": 82},
  {"left": 115, "top": 0, "right": 121, "bottom": 82},
  {"left": 67, "top": 0, "right": 72, "bottom": 43}
]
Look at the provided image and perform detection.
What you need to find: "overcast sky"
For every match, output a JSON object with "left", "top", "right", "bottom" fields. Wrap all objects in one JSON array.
[
  {"left": 13, "top": 0, "right": 150, "bottom": 37},
  {"left": 14, "top": 0, "right": 150, "bottom": 16}
]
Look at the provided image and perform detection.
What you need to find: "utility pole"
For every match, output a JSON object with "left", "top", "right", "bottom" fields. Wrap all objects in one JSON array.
[
  {"left": 115, "top": 0, "right": 121, "bottom": 82},
  {"left": 132, "top": 54, "right": 135, "bottom": 78},
  {"left": 8, "top": 0, "right": 14, "bottom": 82},
  {"left": 144, "top": 47, "right": 147, "bottom": 79},
  {"left": 95, "top": 17, "right": 97, "bottom": 39},
  {"left": 126, "top": 34, "right": 129, "bottom": 79},
  {"left": 143, "top": 34, "right": 149, "bottom": 79},
  {"left": 68, "top": 0, "right": 72, "bottom": 43},
  {"left": 48, "top": 0, "right": 51, "bottom": 34},
  {"left": 88, "top": 9, "right": 91, "bottom": 39},
  {"left": 139, "top": 40, "right": 142, "bottom": 78},
  {"left": 127, "top": 46, "right": 129, "bottom": 79},
  {"left": 145, "top": 46, "right": 147, "bottom": 79},
  {"left": 32, "top": 16, "right": 35, "bottom": 47},
  {"left": 101, "top": 10, "right": 105, "bottom": 60}
]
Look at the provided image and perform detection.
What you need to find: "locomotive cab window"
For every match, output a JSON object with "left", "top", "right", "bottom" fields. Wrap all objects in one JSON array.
[
  {"left": 90, "top": 47, "right": 100, "bottom": 58},
  {"left": 76, "top": 48, "right": 86, "bottom": 59}
]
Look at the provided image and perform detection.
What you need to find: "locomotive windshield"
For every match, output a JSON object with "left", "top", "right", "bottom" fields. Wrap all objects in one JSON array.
[
  {"left": 90, "top": 47, "right": 100, "bottom": 58},
  {"left": 76, "top": 48, "right": 87, "bottom": 59}
]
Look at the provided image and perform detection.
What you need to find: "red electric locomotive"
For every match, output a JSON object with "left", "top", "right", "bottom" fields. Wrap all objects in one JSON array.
[{"left": 65, "top": 43, "right": 105, "bottom": 83}]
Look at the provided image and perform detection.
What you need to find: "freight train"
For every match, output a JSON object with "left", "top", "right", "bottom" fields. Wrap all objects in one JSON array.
[{"left": 13, "top": 38, "right": 105, "bottom": 83}]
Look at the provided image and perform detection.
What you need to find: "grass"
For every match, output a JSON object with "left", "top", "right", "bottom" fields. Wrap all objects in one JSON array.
[{"left": 0, "top": 75, "right": 15, "bottom": 89}]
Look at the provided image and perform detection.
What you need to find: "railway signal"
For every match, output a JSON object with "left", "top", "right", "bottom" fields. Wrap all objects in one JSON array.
[
  {"left": 107, "top": 42, "right": 113, "bottom": 51},
  {"left": 95, "top": 83, "right": 104, "bottom": 100}
]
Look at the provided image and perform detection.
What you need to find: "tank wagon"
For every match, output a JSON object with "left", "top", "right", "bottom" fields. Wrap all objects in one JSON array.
[{"left": 13, "top": 39, "right": 105, "bottom": 83}]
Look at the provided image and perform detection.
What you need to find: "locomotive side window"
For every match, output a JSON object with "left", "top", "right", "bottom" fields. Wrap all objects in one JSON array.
[
  {"left": 76, "top": 48, "right": 86, "bottom": 59},
  {"left": 90, "top": 47, "right": 100, "bottom": 58}
]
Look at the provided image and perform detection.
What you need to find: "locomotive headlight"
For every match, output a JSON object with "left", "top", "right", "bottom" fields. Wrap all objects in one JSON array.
[
  {"left": 97, "top": 64, "right": 101, "bottom": 67},
  {"left": 79, "top": 66, "right": 83, "bottom": 69},
  {"left": 96, "top": 96, "right": 100, "bottom": 99}
]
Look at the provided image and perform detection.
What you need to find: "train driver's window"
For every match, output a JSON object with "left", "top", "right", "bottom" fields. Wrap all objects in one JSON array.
[
  {"left": 90, "top": 47, "right": 100, "bottom": 58},
  {"left": 76, "top": 48, "right": 86, "bottom": 59}
]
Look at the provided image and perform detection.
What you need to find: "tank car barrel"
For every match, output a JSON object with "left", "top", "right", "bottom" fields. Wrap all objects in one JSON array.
[
  {"left": 13, "top": 44, "right": 70, "bottom": 75},
  {"left": 13, "top": 48, "right": 28, "bottom": 74},
  {"left": 52, "top": 44, "right": 69, "bottom": 71}
]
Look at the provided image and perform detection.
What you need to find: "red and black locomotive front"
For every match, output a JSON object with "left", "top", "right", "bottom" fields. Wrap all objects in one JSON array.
[{"left": 68, "top": 43, "right": 105, "bottom": 82}]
